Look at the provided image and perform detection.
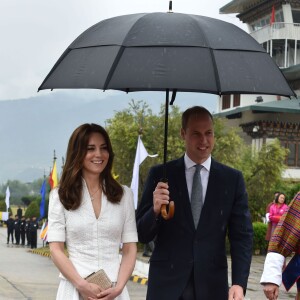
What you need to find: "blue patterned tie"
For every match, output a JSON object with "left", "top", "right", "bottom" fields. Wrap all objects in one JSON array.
[{"left": 191, "top": 164, "right": 203, "bottom": 228}]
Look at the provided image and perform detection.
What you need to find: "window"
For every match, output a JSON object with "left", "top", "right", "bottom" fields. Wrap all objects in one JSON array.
[
  {"left": 222, "top": 95, "right": 231, "bottom": 110},
  {"left": 276, "top": 11, "right": 284, "bottom": 22},
  {"left": 233, "top": 94, "right": 240, "bottom": 107},
  {"left": 285, "top": 142, "right": 300, "bottom": 167},
  {"left": 287, "top": 143, "right": 296, "bottom": 166},
  {"left": 292, "top": 10, "right": 300, "bottom": 23}
]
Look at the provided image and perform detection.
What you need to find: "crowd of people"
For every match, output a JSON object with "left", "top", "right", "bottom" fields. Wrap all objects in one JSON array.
[
  {"left": 5, "top": 211, "right": 39, "bottom": 249},
  {"left": 3, "top": 105, "right": 299, "bottom": 300}
]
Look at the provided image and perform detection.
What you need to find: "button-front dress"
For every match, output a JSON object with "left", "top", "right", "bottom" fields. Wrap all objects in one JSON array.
[{"left": 48, "top": 180, "right": 138, "bottom": 300}]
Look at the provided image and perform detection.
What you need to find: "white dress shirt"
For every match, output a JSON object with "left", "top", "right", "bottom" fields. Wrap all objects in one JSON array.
[
  {"left": 184, "top": 154, "right": 211, "bottom": 202},
  {"left": 260, "top": 252, "right": 285, "bottom": 286}
]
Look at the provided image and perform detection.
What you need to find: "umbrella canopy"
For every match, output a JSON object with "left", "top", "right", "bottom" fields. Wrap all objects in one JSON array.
[
  {"left": 38, "top": 12, "right": 295, "bottom": 97},
  {"left": 38, "top": 11, "right": 296, "bottom": 220}
]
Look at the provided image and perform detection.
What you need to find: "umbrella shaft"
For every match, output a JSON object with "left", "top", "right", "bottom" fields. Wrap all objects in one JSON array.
[{"left": 163, "top": 90, "right": 169, "bottom": 178}]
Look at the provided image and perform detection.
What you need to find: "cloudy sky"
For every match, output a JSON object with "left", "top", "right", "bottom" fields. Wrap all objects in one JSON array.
[{"left": 0, "top": 0, "right": 246, "bottom": 101}]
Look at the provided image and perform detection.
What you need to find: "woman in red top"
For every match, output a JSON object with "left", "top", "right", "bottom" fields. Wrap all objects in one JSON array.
[{"left": 269, "top": 192, "right": 288, "bottom": 236}]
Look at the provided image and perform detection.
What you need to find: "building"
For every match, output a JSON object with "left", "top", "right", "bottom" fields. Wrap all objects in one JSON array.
[{"left": 214, "top": 0, "right": 300, "bottom": 180}]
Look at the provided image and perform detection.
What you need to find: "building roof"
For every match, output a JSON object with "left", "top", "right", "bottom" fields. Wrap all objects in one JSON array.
[
  {"left": 220, "top": 0, "right": 267, "bottom": 14},
  {"left": 282, "top": 64, "right": 300, "bottom": 81},
  {"left": 213, "top": 98, "right": 300, "bottom": 118}
]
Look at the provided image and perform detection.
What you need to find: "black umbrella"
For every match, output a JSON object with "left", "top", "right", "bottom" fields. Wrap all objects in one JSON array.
[{"left": 39, "top": 7, "right": 296, "bottom": 219}]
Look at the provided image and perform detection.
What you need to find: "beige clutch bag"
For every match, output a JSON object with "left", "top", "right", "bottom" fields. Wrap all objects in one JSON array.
[{"left": 85, "top": 269, "right": 113, "bottom": 290}]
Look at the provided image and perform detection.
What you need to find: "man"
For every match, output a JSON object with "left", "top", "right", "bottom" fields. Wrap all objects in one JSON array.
[
  {"left": 6, "top": 213, "right": 14, "bottom": 244},
  {"left": 25, "top": 217, "right": 31, "bottom": 246},
  {"left": 136, "top": 106, "right": 253, "bottom": 300},
  {"left": 29, "top": 216, "right": 38, "bottom": 249},
  {"left": 20, "top": 216, "right": 26, "bottom": 246},
  {"left": 13, "top": 214, "right": 21, "bottom": 245},
  {"left": 260, "top": 192, "right": 300, "bottom": 300},
  {"left": 17, "top": 206, "right": 23, "bottom": 219}
]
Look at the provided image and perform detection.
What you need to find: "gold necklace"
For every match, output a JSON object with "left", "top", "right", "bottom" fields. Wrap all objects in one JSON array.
[{"left": 88, "top": 186, "right": 101, "bottom": 201}]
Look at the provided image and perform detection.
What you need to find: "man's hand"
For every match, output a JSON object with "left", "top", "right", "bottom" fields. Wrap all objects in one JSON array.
[
  {"left": 153, "top": 182, "right": 170, "bottom": 216},
  {"left": 228, "top": 285, "right": 244, "bottom": 300},
  {"left": 262, "top": 283, "right": 279, "bottom": 300}
]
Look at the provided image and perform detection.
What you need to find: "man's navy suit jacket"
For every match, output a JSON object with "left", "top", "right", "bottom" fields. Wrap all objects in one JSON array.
[{"left": 136, "top": 157, "right": 253, "bottom": 300}]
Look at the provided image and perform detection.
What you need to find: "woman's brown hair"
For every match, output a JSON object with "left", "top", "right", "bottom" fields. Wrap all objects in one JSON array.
[{"left": 58, "top": 123, "right": 123, "bottom": 210}]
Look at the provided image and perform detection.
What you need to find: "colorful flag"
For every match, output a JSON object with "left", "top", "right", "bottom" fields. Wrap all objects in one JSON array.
[
  {"left": 130, "top": 136, "right": 157, "bottom": 209},
  {"left": 0, "top": 212, "right": 9, "bottom": 221},
  {"left": 40, "top": 220, "right": 48, "bottom": 241},
  {"left": 39, "top": 179, "right": 46, "bottom": 219},
  {"left": 49, "top": 160, "right": 58, "bottom": 189},
  {"left": 270, "top": 5, "right": 275, "bottom": 25},
  {"left": 5, "top": 186, "right": 10, "bottom": 211}
]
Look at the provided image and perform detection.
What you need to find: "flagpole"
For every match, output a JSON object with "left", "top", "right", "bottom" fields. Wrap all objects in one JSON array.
[
  {"left": 53, "top": 149, "right": 57, "bottom": 164},
  {"left": 49, "top": 150, "right": 58, "bottom": 190},
  {"left": 43, "top": 172, "right": 46, "bottom": 248}
]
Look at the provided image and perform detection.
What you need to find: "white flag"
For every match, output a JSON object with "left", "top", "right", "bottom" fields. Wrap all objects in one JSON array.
[
  {"left": 131, "top": 136, "right": 157, "bottom": 209},
  {"left": 5, "top": 186, "right": 10, "bottom": 211}
]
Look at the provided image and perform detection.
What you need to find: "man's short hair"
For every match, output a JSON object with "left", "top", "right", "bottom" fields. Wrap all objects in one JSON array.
[{"left": 181, "top": 106, "right": 213, "bottom": 130}]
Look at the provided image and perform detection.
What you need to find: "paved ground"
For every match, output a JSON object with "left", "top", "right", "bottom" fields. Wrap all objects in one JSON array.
[
  {"left": 0, "top": 226, "right": 297, "bottom": 299},
  {"left": 0, "top": 227, "right": 147, "bottom": 300},
  {"left": 135, "top": 252, "right": 298, "bottom": 299}
]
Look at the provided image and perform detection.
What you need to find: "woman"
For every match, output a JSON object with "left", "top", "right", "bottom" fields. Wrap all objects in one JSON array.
[
  {"left": 47, "top": 123, "right": 138, "bottom": 300},
  {"left": 265, "top": 192, "right": 279, "bottom": 242},
  {"left": 269, "top": 193, "right": 288, "bottom": 236},
  {"left": 260, "top": 192, "right": 300, "bottom": 300}
]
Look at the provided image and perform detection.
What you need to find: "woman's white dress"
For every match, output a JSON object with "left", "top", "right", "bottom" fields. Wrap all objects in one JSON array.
[{"left": 47, "top": 181, "right": 138, "bottom": 300}]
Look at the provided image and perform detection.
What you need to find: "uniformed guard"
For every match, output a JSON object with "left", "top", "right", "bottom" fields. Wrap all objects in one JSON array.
[
  {"left": 25, "top": 218, "right": 31, "bottom": 246},
  {"left": 5, "top": 213, "right": 14, "bottom": 244},
  {"left": 20, "top": 216, "right": 26, "bottom": 246},
  {"left": 13, "top": 215, "right": 21, "bottom": 245},
  {"left": 29, "top": 216, "right": 38, "bottom": 249}
]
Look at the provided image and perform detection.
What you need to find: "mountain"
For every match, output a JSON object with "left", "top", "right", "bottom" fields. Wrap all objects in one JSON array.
[{"left": 0, "top": 90, "right": 217, "bottom": 184}]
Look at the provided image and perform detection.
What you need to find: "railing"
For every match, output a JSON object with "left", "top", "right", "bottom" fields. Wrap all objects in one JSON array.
[{"left": 250, "top": 22, "right": 300, "bottom": 44}]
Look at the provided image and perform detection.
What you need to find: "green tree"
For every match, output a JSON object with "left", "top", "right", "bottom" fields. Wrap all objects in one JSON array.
[
  {"left": 0, "top": 178, "right": 46, "bottom": 204},
  {"left": 25, "top": 201, "right": 40, "bottom": 219},
  {"left": 244, "top": 139, "right": 288, "bottom": 221},
  {"left": 21, "top": 196, "right": 32, "bottom": 207},
  {"left": 106, "top": 102, "right": 290, "bottom": 218},
  {"left": 106, "top": 100, "right": 183, "bottom": 204},
  {"left": 0, "top": 200, "right": 6, "bottom": 211},
  {"left": 212, "top": 117, "right": 246, "bottom": 169},
  {"left": 275, "top": 181, "right": 300, "bottom": 204},
  {"left": 0, "top": 200, "right": 12, "bottom": 215},
  {"left": 0, "top": 180, "right": 30, "bottom": 205}
]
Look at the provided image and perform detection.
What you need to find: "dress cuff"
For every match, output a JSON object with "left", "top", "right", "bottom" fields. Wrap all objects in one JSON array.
[{"left": 260, "top": 252, "right": 285, "bottom": 286}]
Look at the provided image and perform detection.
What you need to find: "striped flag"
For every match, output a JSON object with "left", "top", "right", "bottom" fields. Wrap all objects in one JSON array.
[
  {"left": 40, "top": 220, "right": 48, "bottom": 241},
  {"left": 49, "top": 160, "right": 58, "bottom": 189},
  {"left": 0, "top": 212, "right": 9, "bottom": 221},
  {"left": 39, "top": 179, "right": 46, "bottom": 219}
]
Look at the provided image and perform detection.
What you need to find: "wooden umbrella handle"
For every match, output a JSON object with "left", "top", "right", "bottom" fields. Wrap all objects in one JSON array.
[{"left": 161, "top": 201, "right": 175, "bottom": 220}]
